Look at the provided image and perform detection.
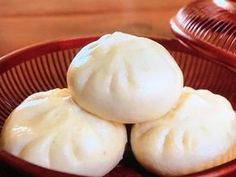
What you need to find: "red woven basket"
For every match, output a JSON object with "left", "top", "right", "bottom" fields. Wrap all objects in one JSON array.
[
  {"left": 170, "top": 0, "right": 236, "bottom": 68},
  {"left": 0, "top": 37, "right": 236, "bottom": 177}
]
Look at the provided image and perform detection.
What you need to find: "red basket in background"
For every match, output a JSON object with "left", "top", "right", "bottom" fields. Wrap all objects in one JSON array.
[
  {"left": 0, "top": 37, "right": 236, "bottom": 177},
  {"left": 170, "top": 0, "right": 236, "bottom": 68}
]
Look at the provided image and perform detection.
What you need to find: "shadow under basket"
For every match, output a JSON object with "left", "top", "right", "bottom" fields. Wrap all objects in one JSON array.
[{"left": 0, "top": 37, "right": 236, "bottom": 177}]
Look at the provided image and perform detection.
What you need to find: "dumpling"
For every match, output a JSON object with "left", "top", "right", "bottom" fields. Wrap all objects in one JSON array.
[
  {"left": 1, "top": 88, "right": 127, "bottom": 177},
  {"left": 67, "top": 32, "right": 183, "bottom": 123},
  {"left": 131, "top": 87, "right": 236, "bottom": 176}
]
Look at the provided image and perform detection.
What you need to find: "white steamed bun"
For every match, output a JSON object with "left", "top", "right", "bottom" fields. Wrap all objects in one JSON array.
[
  {"left": 67, "top": 32, "right": 183, "bottom": 123},
  {"left": 131, "top": 87, "right": 236, "bottom": 176},
  {"left": 1, "top": 89, "right": 127, "bottom": 177}
]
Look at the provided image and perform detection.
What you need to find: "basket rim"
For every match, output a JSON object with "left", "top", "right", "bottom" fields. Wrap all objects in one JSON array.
[
  {"left": 0, "top": 36, "right": 180, "bottom": 74},
  {"left": 0, "top": 36, "right": 99, "bottom": 74},
  {"left": 0, "top": 35, "right": 235, "bottom": 74}
]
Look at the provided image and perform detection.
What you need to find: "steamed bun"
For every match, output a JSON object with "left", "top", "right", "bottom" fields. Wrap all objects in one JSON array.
[
  {"left": 67, "top": 32, "right": 183, "bottom": 123},
  {"left": 131, "top": 87, "right": 236, "bottom": 176},
  {"left": 1, "top": 89, "right": 127, "bottom": 177}
]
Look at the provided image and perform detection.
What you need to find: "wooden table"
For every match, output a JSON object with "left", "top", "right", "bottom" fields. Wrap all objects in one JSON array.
[{"left": 0, "top": 0, "right": 192, "bottom": 57}]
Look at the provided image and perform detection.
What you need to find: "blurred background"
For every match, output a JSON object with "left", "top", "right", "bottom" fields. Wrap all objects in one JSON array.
[{"left": 0, "top": 0, "right": 192, "bottom": 57}]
